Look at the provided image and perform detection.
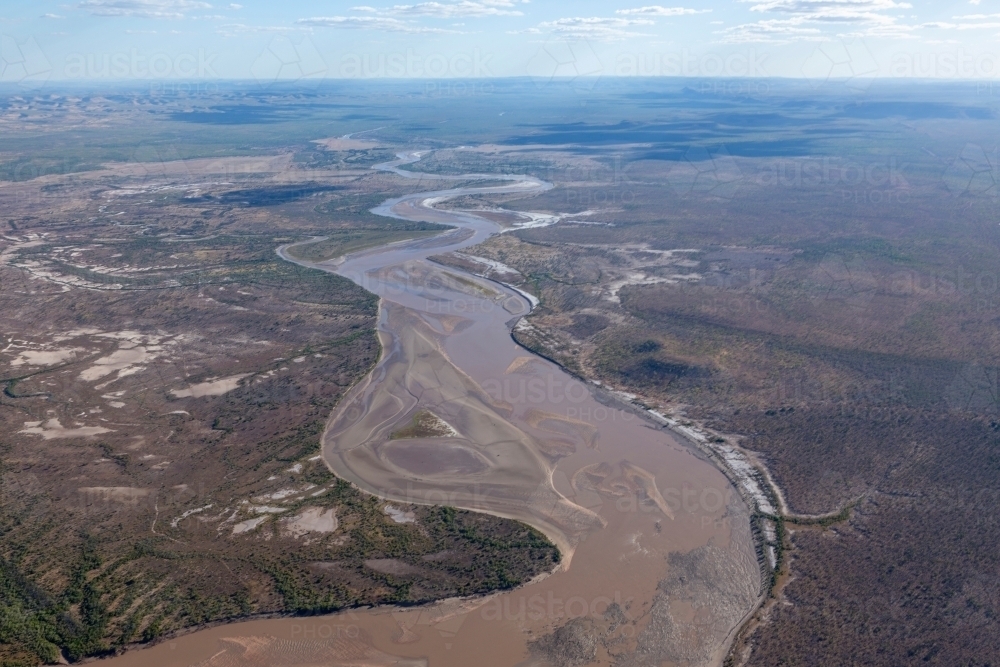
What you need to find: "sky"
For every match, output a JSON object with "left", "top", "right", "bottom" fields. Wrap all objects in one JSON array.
[{"left": 1, "top": 0, "right": 999, "bottom": 84}]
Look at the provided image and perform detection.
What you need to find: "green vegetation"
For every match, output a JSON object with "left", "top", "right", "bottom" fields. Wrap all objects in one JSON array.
[
  {"left": 260, "top": 484, "right": 558, "bottom": 614},
  {"left": 389, "top": 410, "right": 455, "bottom": 440},
  {"left": 0, "top": 412, "right": 557, "bottom": 666},
  {"left": 294, "top": 147, "right": 398, "bottom": 170},
  {"left": 0, "top": 170, "right": 556, "bottom": 665},
  {"left": 454, "top": 89, "right": 1000, "bottom": 664}
]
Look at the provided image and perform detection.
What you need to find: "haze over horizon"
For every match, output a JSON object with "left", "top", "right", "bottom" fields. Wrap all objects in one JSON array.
[{"left": 1, "top": 0, "right": 999, "bottom": 86}]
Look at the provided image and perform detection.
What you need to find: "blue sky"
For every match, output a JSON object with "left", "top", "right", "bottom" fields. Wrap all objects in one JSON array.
[{"left": 1, "top": 0, "right": 999, "bottom": 83}]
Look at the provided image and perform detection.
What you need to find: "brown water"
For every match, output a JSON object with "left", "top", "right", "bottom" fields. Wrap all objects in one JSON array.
[{"left": 102, "top": 153, "right": 761, "bottom": 667}]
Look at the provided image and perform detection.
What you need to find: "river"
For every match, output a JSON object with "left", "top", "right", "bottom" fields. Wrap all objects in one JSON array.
[{"left": 101, "top": 153, "right": 761, "bottom": 667}]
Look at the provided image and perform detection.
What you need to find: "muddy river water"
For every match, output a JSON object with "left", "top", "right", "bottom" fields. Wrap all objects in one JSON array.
[{"left": 103, "top": 154, "right": 761, "bottom": 667}]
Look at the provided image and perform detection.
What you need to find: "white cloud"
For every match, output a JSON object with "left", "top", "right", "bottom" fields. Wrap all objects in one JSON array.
[
  {"left": 723, "top": 0, "right": 917, "bottom": 42},
  {"left": 717, "top": 17, "right": 823, "bottom": 43},
  {"left": 345, "top": 2, "right": 525, "bottom": 18},
  {"left": 924, "top": 20, "right": 1000, "bottom": 29},
  {"left": 749, "top": 0, "right": 911, "bottom": 10},
  {"left": 524, "top": 16, "right": 655, "bottom": 40},
  {"left": 228, "top": 2, "right": 242, "bottom": 7},
  {"left": 388, "top": 1, "right": 525, "bottom": 17},
  {"left": 840, "top": 21, "right": 917, "bottom": 38},
  {"left": 616, "top": 6, "right": 711, "bottom": 16},
  {"left": 747, "top": 0, "right": 911, "bottom": 23},
  {"left": 77, "top": 0, "right": 212, "bottom": 19},
  {"left": 42, "top": 13, "right": 66, "bottom": 19},
  {"left": 216, "top": 23, "right": 303, "bottom": 36},
  {"left": 296, "top": 15, "right": 459, "bottom": 33}
]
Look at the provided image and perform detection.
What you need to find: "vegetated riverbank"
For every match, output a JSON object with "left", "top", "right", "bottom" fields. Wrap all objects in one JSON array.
[
  {"left": 513, "top": 320, "right": 860, "bottom": 665},
  {"left": 0, "top": 172, "right": 566, "bottom": 666},
  {"left": 83, "top": 150, "right": 762, "bottom": 667},
  {"left": 278, "top": 154, "right": 761, "bottom": 667},
  {"left": 441, "top": 251, "right": 863, "bottom": 664}
]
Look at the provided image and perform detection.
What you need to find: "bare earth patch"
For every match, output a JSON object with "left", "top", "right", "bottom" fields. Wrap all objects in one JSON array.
[
  {"left": 77, "top": 487, "right": 152, "bottom": 503},
  {"left": 9, "top": 347, "right": 84, "bottom": 367},
  {"left": 280, "top": 507, "right": 338, "bottom": 539},
  {"left": 313, "top": 136, "right": 381, "bottom": 151},
  {"left": 363, "top": 558, "right": 423, "bottom": 576},
  {"left": 170, "top": 374, "right": 250, "bottom": 398},
  {"left": 19, "top": 418, "right": 113, "bottom": 439}
]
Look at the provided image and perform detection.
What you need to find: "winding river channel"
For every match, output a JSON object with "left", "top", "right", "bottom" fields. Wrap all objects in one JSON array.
[{"left": 104, "top": 153, "right": 761, "bottom": 667}]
